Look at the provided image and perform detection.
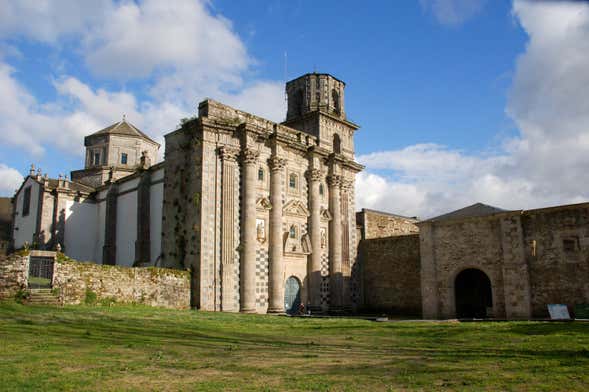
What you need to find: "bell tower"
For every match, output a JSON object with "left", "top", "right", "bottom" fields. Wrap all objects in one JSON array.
[{"left": 283, "top": 72, "right": 358, "bottom": 159}]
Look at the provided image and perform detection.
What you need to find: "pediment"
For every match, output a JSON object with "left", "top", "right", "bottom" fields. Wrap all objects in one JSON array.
[
  {"left": 283, "top": 199, "right": 310, "bottom": 218},
  {"left": 320, "top": 208, "right": 332, "bottom": 221},
  {"left": 256, "top": 197, "right": 272, "bottom": 211}
]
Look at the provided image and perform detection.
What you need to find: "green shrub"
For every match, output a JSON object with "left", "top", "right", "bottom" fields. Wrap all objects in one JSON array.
[
  {"left": 14, "top": 289, "right": 30, "bottom": 304},
  {"left": 99, "top": 297, "right": 117, "bottom": 307},
  {"left": 84, "top": 289, "right": 97, "bottom": 305}
]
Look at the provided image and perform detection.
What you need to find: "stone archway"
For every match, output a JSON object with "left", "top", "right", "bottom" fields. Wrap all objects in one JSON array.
[
  {"left": 284, "top": 276, "right": 301, "bottom": 315},
  {"left": 455, "top": 268, "right": 493, "bottom": 318}
]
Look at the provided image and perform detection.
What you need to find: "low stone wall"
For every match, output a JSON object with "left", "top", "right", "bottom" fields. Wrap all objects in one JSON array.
[
  {"left": 359, "top": 234, "right": 422, "bottom": 316},
  {"left": 0, "top": 254, "right": 28, "bottom": 300},
  {"left": 53, "top": 257, "right": 191, "bottom": 309}
]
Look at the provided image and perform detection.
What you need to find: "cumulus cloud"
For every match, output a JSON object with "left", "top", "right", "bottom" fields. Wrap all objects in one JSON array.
[
  {"left": 357, "top": 0, "right": 589, "bottom": 219},
  {"left": 0, "top": 164, "right": 24, "bottom": 196},
  {"left": 419, "top": 0, "right": 487, "bottom": 26},
  {"left": 0, "top": 0, "right": 285, "bottom": 160}
]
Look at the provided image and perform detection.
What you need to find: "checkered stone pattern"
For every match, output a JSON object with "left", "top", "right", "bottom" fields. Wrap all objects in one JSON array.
[
  {"left": 320, "top": 252, "right": 330, "bottom": 306},
  {"left": 255, "top": 246, "right": 269, "bottom": 309}
]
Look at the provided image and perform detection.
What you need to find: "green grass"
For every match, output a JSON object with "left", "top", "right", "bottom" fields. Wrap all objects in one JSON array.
[{"left": 0, "top": 302, "right": 588, "bottom": 391}]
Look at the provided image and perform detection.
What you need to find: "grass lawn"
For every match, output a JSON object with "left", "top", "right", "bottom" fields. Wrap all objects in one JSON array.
[{"left": 0, "top": 303, "right": 588, "bottom": 391}]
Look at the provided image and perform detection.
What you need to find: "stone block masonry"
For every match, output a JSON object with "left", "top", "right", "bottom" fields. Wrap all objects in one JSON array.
[
  {"left": 0, "top": 254, "right": 28, "bottom": 299},
  {"left": 53, "top": 255, "right": 191, "bottom": 309},
  {"left": 0, "top": 252, "right": 190, "bottom": 309},
  {"left": 359, "top": 234, "right": 422, "bottom": 316}
]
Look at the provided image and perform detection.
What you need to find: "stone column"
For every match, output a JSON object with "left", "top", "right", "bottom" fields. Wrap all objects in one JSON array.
[
  {"left": 307, "top": 168, "right": 323, "bottom": 311},
  {"left": 267, "top": 156, "right": 287, "bottom": 313},
  {"left": 239, "top": 148, "right": 259, "bottom": 313},
  {"left": 327, "top": 173, "right": 343, "bottom": 311},
  {"left": 220, "top": 147, "right": 239, "bottom": 312}
]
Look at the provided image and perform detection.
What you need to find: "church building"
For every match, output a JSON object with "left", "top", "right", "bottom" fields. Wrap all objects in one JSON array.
[{"left": 10, "top": 72, "right": 364, "bottom": 314}]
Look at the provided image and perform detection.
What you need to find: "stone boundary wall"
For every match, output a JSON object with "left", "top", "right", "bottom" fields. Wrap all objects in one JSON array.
[
  {"left": 53, "top": 257, "right": 191, "bottom": 309},
  {"left": 0, "top": 254, "right": 28, "bottom": 299},
  {"left": 359, "top": 234, "right": 421, "bottom": 316}
]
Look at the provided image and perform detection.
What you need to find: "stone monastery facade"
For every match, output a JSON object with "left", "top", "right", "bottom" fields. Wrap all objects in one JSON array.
[
  {"left": 10, "top": 71, "right": 588, "bottom": 319},
  {"left": 10, "top": 73, "right": 363, "bottom": 314}
]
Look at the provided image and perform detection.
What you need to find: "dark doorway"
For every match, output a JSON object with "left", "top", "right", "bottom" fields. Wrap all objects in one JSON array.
[
  {"left": 284, "top": 276, "right": 301, "bottom": 315},
  {"left": 28, "top": 256, "right": 54, "bottom": 289},
  {"left": 455, "top": 268, "right": 492, "bottom": 318}
]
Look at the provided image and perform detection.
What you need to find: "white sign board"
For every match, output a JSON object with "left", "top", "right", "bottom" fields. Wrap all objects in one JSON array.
[{"left": 547, "top": 304, "right": 571, "bottom": 320}]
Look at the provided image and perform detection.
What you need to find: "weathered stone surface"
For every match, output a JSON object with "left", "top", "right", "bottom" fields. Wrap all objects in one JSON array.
[
  {"left": 0, "top": 254, "right": 28, "bottom": 299},
  {"left": 53, "top": 257, "right": 190, "bottom": 309},
  {"left": 359, "top": 234, "right": 421, "bottom": 316},
  {"left": 357, "top": 209, "right": 419, "bottom": 239}
]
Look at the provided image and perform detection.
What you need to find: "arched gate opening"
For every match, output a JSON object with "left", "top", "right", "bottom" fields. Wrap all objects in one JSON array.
[
  {"left": 284, "top": 276, "right": 301, "bottom": 315},
  {"left": 455, "top": 268, "right": 493, "bottom": 319}
]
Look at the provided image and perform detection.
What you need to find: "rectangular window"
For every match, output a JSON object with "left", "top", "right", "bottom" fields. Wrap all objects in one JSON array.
[
  {"left": 22, "top": 186, "right": 31, "bottom": 216},
  {"left": 563, "top": 238, "right": 578, "bottom": 253},
  {"left": 94, "top": 152, "right": 100, "bottom": 166},
  {"left": 121, "top": 153, "right": 128, "bottom": 164}
]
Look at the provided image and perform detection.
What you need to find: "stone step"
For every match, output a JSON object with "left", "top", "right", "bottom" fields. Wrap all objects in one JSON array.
[{"left": 26, "top": 289, "right": 61, "bottom": 306}]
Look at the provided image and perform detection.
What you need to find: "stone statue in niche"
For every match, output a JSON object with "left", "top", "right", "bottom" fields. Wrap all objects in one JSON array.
[
  {"left": 256, "top": 219, "right": 266, "bottom": 243},
  {"left": 320, "top": 228, "right": 327, "bottom": 249}
]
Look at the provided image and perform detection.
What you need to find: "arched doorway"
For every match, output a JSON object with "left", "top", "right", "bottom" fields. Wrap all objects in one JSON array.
[
  {"left": 284, "top": 276, "right": 301, "bottom": 315},
  {"left": 455, "top": 268, "right": 493, "bottom": 318}
]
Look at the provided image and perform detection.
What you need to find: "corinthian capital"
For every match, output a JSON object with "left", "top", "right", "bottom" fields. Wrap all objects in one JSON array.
[
  {"left": 241, "top": 148, "right": 259, "bottom": 164},
  {"left": 306, "top": 169, "right": 323, "bottom": 182},
  {"left": 268, "top": 156, "right": 287, "bottom": 171},
  {"left": 340, "top": 178, "right": 354, "bottom": 191},
  {"left": 219, "top": 146, "right": 239, "bottom": 162},
  {"left": 327, "top": 174, "right": 342, "bottom": 187}
]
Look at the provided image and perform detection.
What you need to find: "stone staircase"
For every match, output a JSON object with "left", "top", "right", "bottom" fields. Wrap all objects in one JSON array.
[{"left": 26, "top": 289, "right": 61, "bottom": 306}]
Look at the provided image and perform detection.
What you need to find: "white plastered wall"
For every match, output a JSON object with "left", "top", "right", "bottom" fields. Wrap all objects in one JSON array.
[{"left": 64, "top": 198, "right": 97, "bottom": 262}]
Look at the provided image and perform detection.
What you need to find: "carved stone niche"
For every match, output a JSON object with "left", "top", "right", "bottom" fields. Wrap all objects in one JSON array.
[{"left": 283, "top": 223, "right": 312, "bottom": 255}]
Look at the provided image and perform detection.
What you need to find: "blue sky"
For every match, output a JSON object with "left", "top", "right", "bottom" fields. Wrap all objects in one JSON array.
[{"left": 1, "top": 0, "right": 589, "bottom": 218}]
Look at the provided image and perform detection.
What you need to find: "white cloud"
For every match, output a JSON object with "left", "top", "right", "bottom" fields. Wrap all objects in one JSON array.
[
  {"left": 0, "top": 0, "right": 285, "bottom": 159},
  {"left": 357, "top": 0, "right": 589, "bottom": 219},
  {"left": 0, "top": 164, "right": 23, "bottom": 196},
  {"left": 419, "top": 0, "right": 487, "bottom": 26}
]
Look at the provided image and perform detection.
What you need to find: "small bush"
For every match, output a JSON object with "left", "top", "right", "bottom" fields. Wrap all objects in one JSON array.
[
  {"left": 84, "top": 289, "right": 97, "bottom": 305},
  {"left": 14, "top": 289, "right": 30, "bottom": 304},
  {"left": 99, "top": 297, "right": 117, "bottom": 307}
]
